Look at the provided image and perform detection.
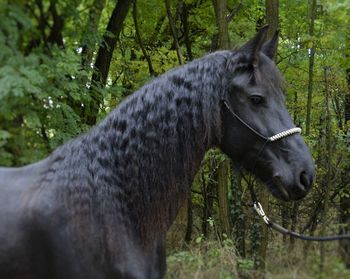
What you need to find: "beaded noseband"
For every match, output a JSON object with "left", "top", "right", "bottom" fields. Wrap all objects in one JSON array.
[{"left": 267, "top": 127, "right": 301, "bottom": 142}]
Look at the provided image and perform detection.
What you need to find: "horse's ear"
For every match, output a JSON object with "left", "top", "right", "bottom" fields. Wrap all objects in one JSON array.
[
  {"left": 262, "top": 30, "right": 279, "bottom": 60},
  {"left": 239, "top": 25, "right": 269, "bottom": 66}
]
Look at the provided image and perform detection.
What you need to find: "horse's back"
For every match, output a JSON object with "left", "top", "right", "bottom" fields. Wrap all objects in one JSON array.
[
  {"left": 0, "top": 159, "right": 53, "bottom": 279},
  {"left": 0, "top": 158, "right": 49, "bottom": 187},
  {"left": 0, "top": 159, "right": 50, "bottom": 214}
]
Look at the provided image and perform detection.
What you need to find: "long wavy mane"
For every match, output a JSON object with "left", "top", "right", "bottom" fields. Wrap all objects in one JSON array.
[{"left": 38, "top": 51, "right": 236, "bottom": 246}]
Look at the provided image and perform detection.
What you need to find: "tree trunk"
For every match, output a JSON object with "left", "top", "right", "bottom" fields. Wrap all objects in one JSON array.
[
  {"left": 305, "top": 0, "right": 316, "bottom": 136},
  {"left": 319, "top": 67, "right": 332, "bottom": 273},
  {"left": 231, "top": 168, "right": 246, "bottom": 257},
  {"left": 87, "top": 0, "right": 131, "bottom": 125},
  {"left": 339, "top": 193, "right": 350, "bottom": 268},
  {"left": 201, "top": 159, "right": 217, "bottom": 238},
  {"left": 212, "top": 0, "right": 229, "bottom": 49},
  {"left": 281, "top": 203, "right": 289, "bottom": 242},
  {"left": 165, "top": 0, "right": 184, "bottom": 65},
  {"left": 265, "top": 0, "right": 278, "bottom": 39},
  {"left": 217, "top": 160, "right": 231, "bottom": 237},
  {"left": 92, "top": 0, "right": 131, "bottom": 86},
  {"left": 47, "top": 0, "right": 64, "bottom": 48},
  {"left": 254, "top": 184, "right": 269, "bottom": 274},
  {"left": 288, "top": 202, "right": 299, "bottom": 251},
  {"left": 185, "top": 194, "right": 193, "bottom": 242},
  {"left": 339, "top": 63, "right": 350, "bottom": 268},
  {"left": 132, "top": 0, "right": 155, "bottom": 76},
  {"left": 180, "top": 2, "right": 193, "bottom": 61},
  {"left": 80, "top": 0, "right": 106, "bottom": 71},
  {"left": 211, "top": 0, "right": 231, "bottom": 242}
]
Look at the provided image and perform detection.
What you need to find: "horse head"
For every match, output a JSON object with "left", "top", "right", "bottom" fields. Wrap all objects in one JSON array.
[{"left": 220, "top": 27, "right": 315, "bottom": 201}]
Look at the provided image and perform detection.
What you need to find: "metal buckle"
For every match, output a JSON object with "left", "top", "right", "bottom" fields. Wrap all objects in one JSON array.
[{"left": 253, "top": 202, "right": 270, "bottom": 224}]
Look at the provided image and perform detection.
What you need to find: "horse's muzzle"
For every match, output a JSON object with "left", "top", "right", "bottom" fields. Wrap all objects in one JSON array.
[{"left": 270, "top": 165, "right": 314, "bottom": 201}]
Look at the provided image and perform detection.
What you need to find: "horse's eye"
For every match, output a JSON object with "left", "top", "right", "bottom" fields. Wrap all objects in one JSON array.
[{"left": 249, "top": 95, "right": 264, "bottom": 105}]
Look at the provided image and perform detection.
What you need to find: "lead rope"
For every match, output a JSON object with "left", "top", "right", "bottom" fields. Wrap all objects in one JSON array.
[
  {"left": 223, "top": 100, "right": 350, "bottom": 241},
  {"left": 242, "top": 174, "right": 350, "bottom": 241}
]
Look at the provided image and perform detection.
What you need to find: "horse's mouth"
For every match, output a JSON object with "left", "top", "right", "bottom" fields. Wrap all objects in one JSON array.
[
  {"left": 271, "top": 176, "right": 290, "bottom": 201},
  {"left": 266, "top": 176, "right": 308, "bottom": 202}
]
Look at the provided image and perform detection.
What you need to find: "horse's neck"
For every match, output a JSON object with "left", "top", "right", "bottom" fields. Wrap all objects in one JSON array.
[
  {"left": 96, "top": 87, "right": 217, "bottom": 238},
  {"left": 62, "top": 65, "right": 223, "bottom": 242}
]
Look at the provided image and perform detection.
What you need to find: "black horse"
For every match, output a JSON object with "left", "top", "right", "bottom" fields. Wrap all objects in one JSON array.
[{"left": 0, "top": 27, "right": 314, "bottom": 279}]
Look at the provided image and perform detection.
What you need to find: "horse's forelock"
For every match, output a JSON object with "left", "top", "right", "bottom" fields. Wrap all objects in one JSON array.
[
  {"left": 229, "top": 51, "right": 285, "bottom": 93},
  {"left": 257, "top": 54, "right": 285, "bottom": 90}
]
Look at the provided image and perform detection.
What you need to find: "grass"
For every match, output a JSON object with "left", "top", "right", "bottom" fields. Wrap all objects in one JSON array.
[
  {"left": 165, "top": 238, "right": 350, "bottom": 279},
  {"left": 166, "top": 238, "right": 239, "bottom": 279}
]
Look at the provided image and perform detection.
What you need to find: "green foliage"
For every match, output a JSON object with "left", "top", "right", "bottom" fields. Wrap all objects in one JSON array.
[
  {"left": 237, "top": 258, "right": 254, "bottom": 271},
  {"left": 0, "top": 2, "right": 103, "bottom": 165}
]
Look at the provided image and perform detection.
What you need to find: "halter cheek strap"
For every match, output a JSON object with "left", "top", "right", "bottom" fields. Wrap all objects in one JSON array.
[{"left": 223, "top": 100, "right": 301, "bottom": 142}]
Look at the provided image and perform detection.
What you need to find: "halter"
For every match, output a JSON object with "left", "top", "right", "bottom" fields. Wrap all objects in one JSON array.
[
  {"left": 223, "top": 101, "right": 301, "bottom": 142},
  {"left": 223, "top": 100, "right": 350, "bottom": 241}
]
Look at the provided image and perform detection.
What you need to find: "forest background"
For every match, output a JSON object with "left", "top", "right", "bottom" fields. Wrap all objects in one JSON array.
[{"left": 0, "top": 0, "right": 350, "bottom": 278}]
